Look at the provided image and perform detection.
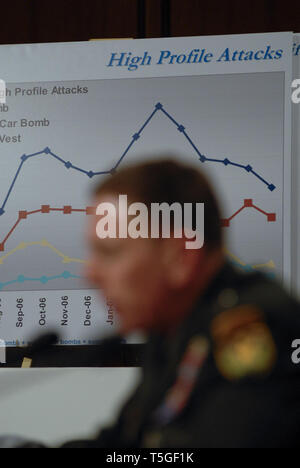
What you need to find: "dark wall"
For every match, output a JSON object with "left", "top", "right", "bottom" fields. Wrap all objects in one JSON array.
[
  {"left": 169, "top": 0, "right": 300, "bottom": 37},
  {"left": 0, "top": 0, "right": 299, "bottom": 45}
]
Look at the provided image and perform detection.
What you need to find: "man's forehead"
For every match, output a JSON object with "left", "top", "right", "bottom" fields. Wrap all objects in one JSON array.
[
  {"left": 93, "top": 192, "right": 120, "bottom": 206},
  {"left": 93, "top": 193, "right": 129, "bottom": 222}
]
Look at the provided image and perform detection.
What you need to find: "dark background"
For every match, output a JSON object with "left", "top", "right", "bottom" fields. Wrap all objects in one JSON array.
[{"left": 0, "top": 0, "right": 299, "bottom": 45}]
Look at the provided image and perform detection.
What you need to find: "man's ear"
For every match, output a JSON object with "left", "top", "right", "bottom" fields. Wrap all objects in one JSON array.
[{"left": 161, "top": 237, "right": 205, "bottom": 289}]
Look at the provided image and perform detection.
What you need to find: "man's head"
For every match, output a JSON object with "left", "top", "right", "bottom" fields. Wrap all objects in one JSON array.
[{"left": 85, "top": 158, "right": 225, "bottom": 334}]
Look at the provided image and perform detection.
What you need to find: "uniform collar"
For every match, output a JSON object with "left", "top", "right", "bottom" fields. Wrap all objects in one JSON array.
[
  {"left": 197, "top": 259, "right": 239, "bottom": 305},
  {"left": 148, "top": 259, "right": 239, "bottom": 367}
]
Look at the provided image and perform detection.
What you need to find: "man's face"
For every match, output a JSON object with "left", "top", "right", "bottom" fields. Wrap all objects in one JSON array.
[{"left": 85, "top": 193, "right": 169, "bottom": 334}]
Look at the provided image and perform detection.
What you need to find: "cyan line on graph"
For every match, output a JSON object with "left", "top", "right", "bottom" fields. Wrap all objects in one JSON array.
[
  {"left": 0, "top": 102, "right": 276, "bottom": 216},
  {"left": 0, "top": 260, "right": 275, "bottom": 290},
  {"left": 0, "top": 271, "right": 82, "bottom": 290},
  {"left": 230, "top": 258, "right": 276, "bottom": 278}
]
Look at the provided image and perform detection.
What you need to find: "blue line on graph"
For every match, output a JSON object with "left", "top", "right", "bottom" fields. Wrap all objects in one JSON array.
[
  {"left": 0, "top": 271, "right": 82, "bottom": 290},
  {"left": 0, "top": 102, "right": 276, "bottom": 216}
]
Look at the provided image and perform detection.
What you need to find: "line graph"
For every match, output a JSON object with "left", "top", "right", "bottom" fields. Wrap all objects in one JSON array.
[
  {"left": 0, "top": 205, "right": 95, "bottom": 251},
  {"left": 0, "top": 239, "right": 86, "bottom": 265},
  {"left": 0, "top": 197, "right": 278, "bottom": 291},
  {"left": 0, "top": 102, "right": 276, "bottom": 217},
  {"left": 221, "top": 199, "right": 276, "bottom": 227},
  {"left": 0, "top": 271, "right": 81, "bottom": 290},
  {"left": 0, "top": 247, "right": 276, "bottom": 291},
  {"left": 0, "top": 200, "right": 276, "bottom": 252},
  {"left": 0, "top": 65, "right": 287, "bottom": 346},
  {"left": 224, "top": 248, "right": 276, "bottom": 275}
]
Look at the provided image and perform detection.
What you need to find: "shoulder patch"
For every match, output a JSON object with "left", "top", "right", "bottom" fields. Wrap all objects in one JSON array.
[{"left": 211, "top": 305, "right": 277, "bottom": 380}]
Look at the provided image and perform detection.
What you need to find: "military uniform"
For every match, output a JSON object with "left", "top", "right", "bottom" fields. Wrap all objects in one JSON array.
[{"left": 63, "top": 261, "right": 300, "bottom": 448}]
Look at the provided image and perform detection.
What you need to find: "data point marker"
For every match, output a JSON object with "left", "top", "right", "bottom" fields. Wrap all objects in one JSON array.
[
  {"left": 19, "top": 210, "right": 27, "bottom": 219},
  {"left": 267, "top": 213, "right": 276, "bottom": 222},
  {"left": 41, "top": 205, "right": 50, "bottom": 213},
  {"left": 63, "top": 206, "right": 72, "bottom": 214},
  {"left": 244, "top": 199, "right": 253, "bottom": 207},
  {"left": 221, "top": 219, "right": 230, "bottom": 227}
]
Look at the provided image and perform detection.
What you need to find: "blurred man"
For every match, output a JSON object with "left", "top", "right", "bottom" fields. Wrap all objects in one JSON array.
[{"left": 64, "top": 157, "right": 300, "bottom": 448}]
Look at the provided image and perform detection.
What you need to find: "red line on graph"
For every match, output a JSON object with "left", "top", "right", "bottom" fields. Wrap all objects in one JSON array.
[
  {"left": 0, "top": 199, "right": 277, "bottom": 252},
  {"left": 0, "top": 205, "right": 96, "bottom": 252},
  {"left": 221, "top": 199, "right": 276, "bottom": 227}
]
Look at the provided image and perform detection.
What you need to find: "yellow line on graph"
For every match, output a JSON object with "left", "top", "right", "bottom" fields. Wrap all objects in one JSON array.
[
  {"left": 252, "top": 260, "right": 276, "bottom": 270},
  {"left": 225, "top": 248, "right": 247, "bottom": 266},
  {"left": 224, "top": 248, "right": 275, "bottom": 271},
  {"left": 0, "top": 239, "right": 86, "bottom": 265}
]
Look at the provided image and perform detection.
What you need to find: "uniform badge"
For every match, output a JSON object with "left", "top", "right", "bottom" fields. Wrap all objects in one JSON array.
[{"left": 211, "top": 305, "right": 277, "bottom": 380}]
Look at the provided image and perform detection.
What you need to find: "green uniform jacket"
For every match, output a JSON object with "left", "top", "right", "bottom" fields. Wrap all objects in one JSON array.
[{"left": 63, "top": 261, "right": 300, "bottom": 448}]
